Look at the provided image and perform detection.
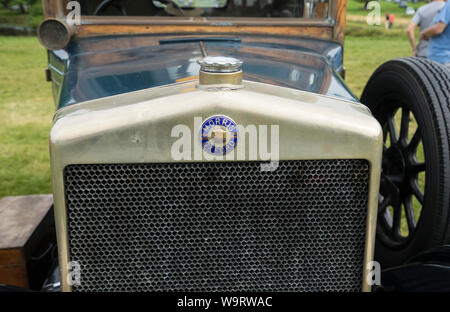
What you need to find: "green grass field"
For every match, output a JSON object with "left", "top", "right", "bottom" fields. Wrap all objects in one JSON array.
[
  {"left": 0, "top": 36, "right": 53, "bottom": 198},
  {"left": 345, "top": 36, "right": 413, "bottom": 96}
]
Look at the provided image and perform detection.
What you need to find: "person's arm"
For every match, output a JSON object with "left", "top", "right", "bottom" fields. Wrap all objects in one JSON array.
[
  {"left": 408, "top": 10, "right": 422, "bottom": 56},
  {"left": 406, "top": 22, "right": 418, "bottom": 56},
  {"left": 420, "top": 3, "right": 450, "bottom": 41},
  {"left": 420, "top": 22, "right": 447, "bottom": 40}
]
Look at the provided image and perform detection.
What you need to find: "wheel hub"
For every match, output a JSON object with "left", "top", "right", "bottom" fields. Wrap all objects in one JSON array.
[
  {"left": 384, "top": 145, "right": 405, "bottom": 176},
  {"left": 377, "top": 107, "right": 426, "bottom": 247}
]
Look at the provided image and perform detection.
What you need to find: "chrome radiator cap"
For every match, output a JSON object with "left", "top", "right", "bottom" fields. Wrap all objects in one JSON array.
[
  {"left": 197, "top": 56, "right": 243, "bottom": 87},
  {"left": 198, "top": 56, "right": 243, "bottom": 73}
]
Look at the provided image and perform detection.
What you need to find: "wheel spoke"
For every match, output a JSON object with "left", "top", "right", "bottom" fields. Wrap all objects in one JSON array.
[
  {"left": 400, "top": 108, "right": 410, "bottom": 144},
  {"left": 383, "top": 209, "right": 393, "bottom": 228},
  {"left": 404, "top": 195, "right": 416, "bottom": 233},
  {"left": 387, "top": 116, "right": 399, "bottom": 144},
  {"left": 384, "top": 173, "right": 402, "bottom": 184},
  {"left": 411, "top": 162, "right": 425, "bottom": 174},
  {"left": 408, "top": 128, "right": 421, "bottom": 151},
  {"left": 391, "top": 202, "right": 402, "bottom": 238},
  {"left": 378, "top": 195, "right": 391, "bottom": 215},
  {"left": 411, "top": 180, "right": 424, "bottom": 204}
]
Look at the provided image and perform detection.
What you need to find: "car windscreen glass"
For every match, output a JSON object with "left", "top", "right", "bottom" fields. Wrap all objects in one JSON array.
[{"left": 79, "top": 0, "right": 330, "bottom": 18}]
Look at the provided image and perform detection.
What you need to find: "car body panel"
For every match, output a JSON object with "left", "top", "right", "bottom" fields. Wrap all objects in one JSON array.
[
  {"left": 50, "top": 79, "right": 382, "bottom": 291},
  {"left": 48, "top": 34, "right": 357, "bottom": 109}
]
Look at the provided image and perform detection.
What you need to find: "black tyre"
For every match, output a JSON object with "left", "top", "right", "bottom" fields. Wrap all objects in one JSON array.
[{"left": 361, "top": 57, "right": 450, "bottom": 268}]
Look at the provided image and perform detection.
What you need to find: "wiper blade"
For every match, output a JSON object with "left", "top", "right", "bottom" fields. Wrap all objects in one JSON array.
[{"left": 159, "top": 0, "right": 185, "bottom": 16}]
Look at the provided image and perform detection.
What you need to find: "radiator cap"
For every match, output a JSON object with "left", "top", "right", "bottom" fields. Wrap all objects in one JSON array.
[
  {"left": 198, "top": 56, "right": 243, "bottom": 73},
  {"left": 197, "top": 56, "right": 243, "bottom": 88}
]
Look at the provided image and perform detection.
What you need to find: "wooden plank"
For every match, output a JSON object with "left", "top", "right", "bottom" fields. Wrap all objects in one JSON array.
[
  {"left": 316, "top": 2, "right": 328, "bottom": 19},
  {"left": 0, "top": 248, "right": 24, "bottom": 266},
  {"left": 0, "top": 195, "right": 53, "bottom": 250},
  {"left": 42, "top": 0, "right": 65, "bottom": 19},
  {"left": 76, "top": 24, "right": 333, "bottom": 40},
  {"left": 0, "top": 264, "right": 28, "bottom": 288},
  {"left": 0, "top": 247, "right": 27, "bottom": 288},
  {"left": 331, "top": 0, "right": 347, "bottom": 44},
  {"left": 0, "top": 195, "right": 53, "bottom": 289}
]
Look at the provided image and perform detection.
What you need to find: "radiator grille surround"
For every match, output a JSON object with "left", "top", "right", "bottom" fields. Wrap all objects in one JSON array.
[{"left": 63, "top": 159, "right": 369, "bottom": 292}]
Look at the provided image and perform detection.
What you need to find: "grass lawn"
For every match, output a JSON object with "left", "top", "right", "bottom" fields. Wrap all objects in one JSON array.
[
  {"left": 0, "top": 36, "right": 53, "bottom": 198},
  {"left": 345, "top": 36, "right": 412, "bottom": 97}
]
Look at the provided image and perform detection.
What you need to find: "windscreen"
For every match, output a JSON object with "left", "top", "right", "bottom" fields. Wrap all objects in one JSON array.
[{"left": 78, "top": 0, "right": 329, "bottom": 18}]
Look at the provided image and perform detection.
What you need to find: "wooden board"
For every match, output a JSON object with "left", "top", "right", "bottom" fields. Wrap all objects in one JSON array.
[
  {"left": 76, "top": 24, "right": 333, "bottom": 41},
  {"left": 0, "top": 195, "right": 53, "bottom": 288},
  {"left": 331, "top": 0, "right": 348, "bottom": 44}
]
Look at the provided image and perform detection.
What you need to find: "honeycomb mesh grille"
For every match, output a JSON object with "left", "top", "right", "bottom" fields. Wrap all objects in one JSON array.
[{"left": 64, "top": 160, "right": 369, "bottom": 292}]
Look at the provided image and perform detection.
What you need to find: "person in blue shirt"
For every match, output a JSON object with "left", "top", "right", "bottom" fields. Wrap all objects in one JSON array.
[{"left": 420, "top": 0, "right": 450, "bottom": 68}]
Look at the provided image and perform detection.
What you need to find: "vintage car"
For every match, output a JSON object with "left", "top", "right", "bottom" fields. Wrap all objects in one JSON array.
[{"left": 0, "top": 0, "right": 450, "bottom": 292}]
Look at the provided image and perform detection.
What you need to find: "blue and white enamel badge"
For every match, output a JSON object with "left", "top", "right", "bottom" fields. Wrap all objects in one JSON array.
[{"left": 200, "top": 115, "right": 238, "bottom": 155}]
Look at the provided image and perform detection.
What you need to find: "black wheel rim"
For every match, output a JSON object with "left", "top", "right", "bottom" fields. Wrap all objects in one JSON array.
[{"left": 377, "top": 102, "right": 426, "bottom": 248}]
